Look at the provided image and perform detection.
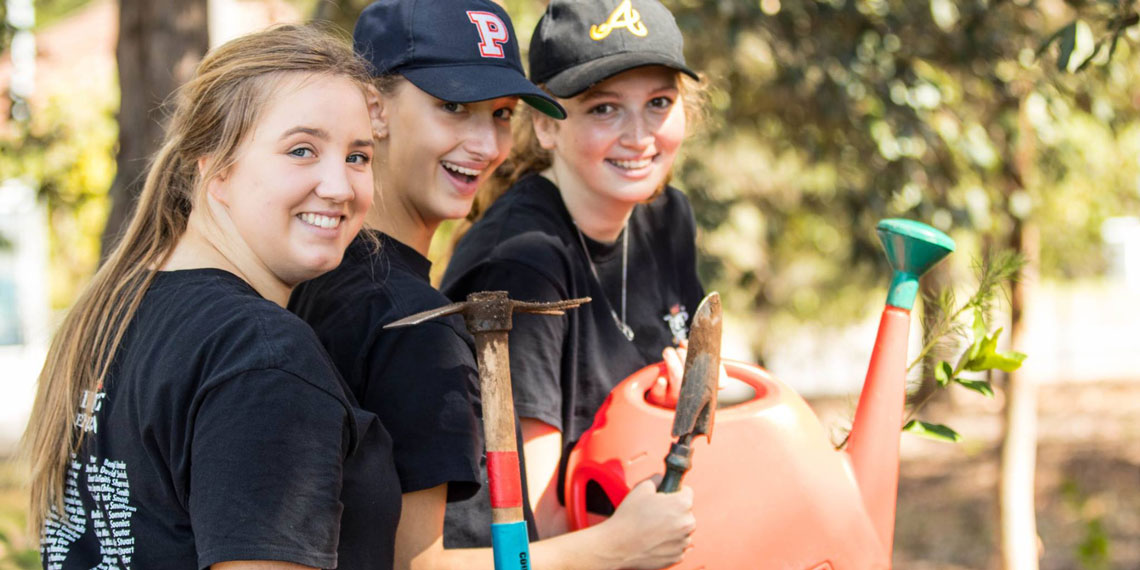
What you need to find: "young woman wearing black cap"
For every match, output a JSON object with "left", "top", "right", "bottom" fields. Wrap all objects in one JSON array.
[
  {"left": 443, "top": 0, "right": 708, "bottom": 551},
  {"left": 289, "top": 1, "right": 694, "bottom": 569},
  {"left": 24, "top": 25, "right": 402, "bottom": 569}
]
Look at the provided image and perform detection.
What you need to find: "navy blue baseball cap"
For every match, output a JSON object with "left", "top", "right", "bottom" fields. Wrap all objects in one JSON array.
[
  {"left": 353, "top": 0, "right": 566, "bottom": 119},
  {"left": 529, "top": 0, "right": 699, "bottom": 98}
]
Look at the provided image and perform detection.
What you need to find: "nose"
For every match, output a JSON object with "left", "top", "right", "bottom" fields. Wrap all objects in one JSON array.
[
  {"left": 619, "top": 113, "right": 654, "bottom": 151},
  {"left": 314, "top": 159, "right": 356, "bottom": 203},
  {"left": 462, "top": 116, "right": 502, "bottom": 163}
]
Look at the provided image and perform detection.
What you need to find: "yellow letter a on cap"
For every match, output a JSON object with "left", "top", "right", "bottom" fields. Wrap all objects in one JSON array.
[{"left": 590, "top": 0, "right": 648, "bottom": 40}]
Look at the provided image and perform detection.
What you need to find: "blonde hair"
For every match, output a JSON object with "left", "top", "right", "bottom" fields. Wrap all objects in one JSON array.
[
  {"left": 466, "top": 71, "right": 708, "bottom": 224},
  {"left": 22, "top": 24, "right": 371, "bottom": 532}
]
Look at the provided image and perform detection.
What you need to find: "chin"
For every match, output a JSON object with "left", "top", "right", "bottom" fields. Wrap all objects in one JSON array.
[
  {"left": 612, "top": 183, "right": 661, "bottom": 205},
  {"left": 300, "top": 252, "right": 346, "bottom": 279},
  {"left": 437, "top": 200, "right": 477, "bottom": 223}
]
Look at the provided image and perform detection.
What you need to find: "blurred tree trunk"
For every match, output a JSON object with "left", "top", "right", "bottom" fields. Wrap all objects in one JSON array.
[
  {"left": 1000, "top": 93, "right": 1040, "bottom": 570},
  {"left": 1001, "top": 220, "right": 1039, "bottom": 569},
  {"left": 99, "top": 0, "right": 208, "bottom": 257}
]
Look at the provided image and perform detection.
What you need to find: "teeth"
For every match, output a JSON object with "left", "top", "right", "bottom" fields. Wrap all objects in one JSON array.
[
  {"left": 609, "top": 157, "right": 653, "bottom": 170},
  {"left": 298, "top": 213, "right": 342, "bottom": 229},
  {"left": 442, "top": 161, "right": 482, "bottom": 177}
]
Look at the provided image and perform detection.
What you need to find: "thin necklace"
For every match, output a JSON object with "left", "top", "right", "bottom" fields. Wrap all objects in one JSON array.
[{"left": 574, "top": 221, "right": 634, "bottom": 341}]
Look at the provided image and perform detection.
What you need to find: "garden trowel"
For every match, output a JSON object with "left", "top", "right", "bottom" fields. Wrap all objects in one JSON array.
[{"left": 657, "top": 292, "right": 721, "bottom": 493}]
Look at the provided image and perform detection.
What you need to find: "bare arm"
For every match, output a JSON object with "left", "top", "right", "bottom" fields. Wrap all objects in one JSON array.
[
  {"left": 520, "top": 417, "right": 571, "bottom": 538},
  {"left": 395, "top": 465, "right": 694, "bottom": 570}
]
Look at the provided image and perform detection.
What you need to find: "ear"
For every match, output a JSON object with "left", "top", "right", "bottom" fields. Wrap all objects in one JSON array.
[
  {"left": 366, "top": 84, "right": 389, "bottom": 140},
  {"left": 198, "top": 156, "right": 230, "bottom": 206},
  {"left": 532, "top": 113, "right": 560, "bottom": 150}
]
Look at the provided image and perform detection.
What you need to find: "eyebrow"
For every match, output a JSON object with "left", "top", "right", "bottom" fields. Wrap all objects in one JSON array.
[
  {"left": 281, "top": 126, "right": 329, "bottom": 140},
  {"left": 282, "top": 126, "right": 371, "bottom": 149},
  {"left": 579, "top": 83, "right": 679, "bottom": 103},
  {"left": 580, "top": 90, "right": 621, "bottom": 102}
]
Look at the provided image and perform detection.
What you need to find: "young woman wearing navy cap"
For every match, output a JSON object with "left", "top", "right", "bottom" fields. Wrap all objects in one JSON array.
[
  {"left": 290, "top": 1, "right": 695, "bottom": 568},
  {"left": 24, "top": 25, "right": 402, "bottom": 569},
  {"left": 444, "top": 0, "right": 708, "bottom": 549}
]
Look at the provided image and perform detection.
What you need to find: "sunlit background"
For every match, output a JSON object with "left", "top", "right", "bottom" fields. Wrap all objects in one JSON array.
[{"left": 1, "top": 0, "right": 1139, "bottom": 568}]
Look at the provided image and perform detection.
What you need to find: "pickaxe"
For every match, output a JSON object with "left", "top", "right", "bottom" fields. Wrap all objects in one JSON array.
[
  {"left": 385, "top": 290, "right": 590, "bottom": 570},
  {"left": 658, "top": 292, "right": 721, "bottom": 493}
]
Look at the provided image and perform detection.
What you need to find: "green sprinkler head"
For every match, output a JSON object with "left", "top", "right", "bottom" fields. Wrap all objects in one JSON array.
[{"left": 876, "top": 219, "right": 955, "bottom": 310}]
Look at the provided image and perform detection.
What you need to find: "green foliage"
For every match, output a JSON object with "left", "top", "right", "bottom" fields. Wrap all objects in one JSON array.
[
  {"left": 0, "top": 84, "right": 116, "bottom": 308},
  {"left": 1039, "top": 1, "right": 1140, "bottom": 73},
  {"left": 902, "top": 251, "right": 1027, "bottom": 443},
  {"left": 1078, "top": 518, "right": 1111, "bottom": 569},
  {"left": 664, "top": 0, "right": 1140, "bottom": 358},
  {"left": 32, "top": 0, "right": 95, "bottom": 29},
  {"left": 1061, "top": 478, "right": 1112, "bottom": 570},
  {"left": 0, "top": 460, "right": 36, "bottom": 570},
  {"left": 902, "top": 419, "right": 961, "bottom": 443}
]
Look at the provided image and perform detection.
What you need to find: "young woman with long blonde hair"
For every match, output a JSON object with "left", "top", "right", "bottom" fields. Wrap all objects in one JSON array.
[{"left": 24, "top": 25, "right": 402, "bottom": 569}]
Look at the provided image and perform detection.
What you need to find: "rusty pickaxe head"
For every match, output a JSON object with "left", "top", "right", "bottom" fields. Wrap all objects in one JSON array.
[
  {"left": 384, "top": 290, "right": 591, "bottom": 334},
  {"left": 671, "top": 292, "right": 721, "bottom": 443}
]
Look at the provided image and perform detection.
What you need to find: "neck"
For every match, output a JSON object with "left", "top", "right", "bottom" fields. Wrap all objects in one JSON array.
[
  {"left": 543, "top": 162, "right": 632, "bottom": 243},
  {"left": 163, "top": 207, "right": 292, "bottom": 307},
  {"left": 366, "top": 191, "right": 437, "bottom": 258},
  {"left": 370, "top": 157, "right": 438, "bottom": 256}
]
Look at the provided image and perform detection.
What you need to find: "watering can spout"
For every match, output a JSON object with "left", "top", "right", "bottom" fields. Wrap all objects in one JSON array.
[{"left": 845, "top": 219, "right": 954, "bottom": 555}]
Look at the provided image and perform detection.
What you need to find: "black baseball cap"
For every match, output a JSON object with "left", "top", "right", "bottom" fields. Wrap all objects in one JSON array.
[
  {"left": 353, "top": 0, "right": 566, "bottom": 119},
  {"left": 529, "top": 0, "right": 699, "bottom": 99}
]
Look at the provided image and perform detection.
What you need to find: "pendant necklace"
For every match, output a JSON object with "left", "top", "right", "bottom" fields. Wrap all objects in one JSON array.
[{"left": 574, "top": 221, "right": 635, "bottom": 341}]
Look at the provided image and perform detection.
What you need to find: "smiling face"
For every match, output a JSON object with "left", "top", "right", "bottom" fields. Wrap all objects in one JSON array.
[
  {"left": 206, "top": 73, "right": 374, "bottom": 287},
  {"left": 374, "top": 80, "right": 517, "bottom": 226},
  {"left": 535, "top": 66, "right": 687, "bottom": 210}
]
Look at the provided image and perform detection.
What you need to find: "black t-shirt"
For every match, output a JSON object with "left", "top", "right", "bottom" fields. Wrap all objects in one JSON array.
[
  {"left": 441, "top": 173, "right": 705, "bottom": 507},
  {"left": 40, "top": 269, "right": 401, "bottom": 570},
  {"left": 290, "top": 232, "right": 482, "bottom": 500}
]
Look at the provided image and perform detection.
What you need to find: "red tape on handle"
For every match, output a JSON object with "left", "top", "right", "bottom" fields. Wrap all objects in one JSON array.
[{"left": 487, "top": 451, "right": 523, "bottom": 509}]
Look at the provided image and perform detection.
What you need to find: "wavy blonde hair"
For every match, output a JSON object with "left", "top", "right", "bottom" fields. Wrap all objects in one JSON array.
[{"left": 22, "top": 24, "right": 372, "bottom": 533}]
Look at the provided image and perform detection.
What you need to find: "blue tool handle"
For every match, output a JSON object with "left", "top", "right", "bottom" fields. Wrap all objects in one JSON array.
[{"left": 491, "top": 521, "right": 531, "bottom": 570}]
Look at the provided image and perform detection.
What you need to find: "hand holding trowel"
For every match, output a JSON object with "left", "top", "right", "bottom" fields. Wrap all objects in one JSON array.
[{"left": 658, "top": 292, "right": 722, "bottom": 493}]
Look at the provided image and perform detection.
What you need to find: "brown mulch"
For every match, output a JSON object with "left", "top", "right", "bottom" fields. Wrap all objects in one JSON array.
[{"left": 810, "top": 380, "right": 1140, "bottom": 570}]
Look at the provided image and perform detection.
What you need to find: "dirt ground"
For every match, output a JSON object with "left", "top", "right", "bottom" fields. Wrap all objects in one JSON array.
[
  {"left": 808, "top": 379, "right": 1140, "bottom": 570},
  {"left": 2, "top": 380, "right": 1138, "bottom": 569}
]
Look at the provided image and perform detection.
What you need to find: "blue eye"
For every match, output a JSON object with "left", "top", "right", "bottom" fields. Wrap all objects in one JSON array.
[
  {"left": 346, "top": 152, "right": 370, "bottom": 165},
  {"left": 289, "top": 147, "right": 315, "bottom": 158}
]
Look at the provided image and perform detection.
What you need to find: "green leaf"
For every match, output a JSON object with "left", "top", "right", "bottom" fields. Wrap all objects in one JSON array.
[
  {"left": 957, "top": 333, "right": 984, "bottom": 371},
  {"left": 972, "top": 306, "right": 986, "bottom": 340},
  {"left": 903, "top": 420, "right": 962, "bottom": 443},
  {"left": 962, "top": 328, "right": 1027, "bottom": 372},
  {"left": 985, "top": 350, "right": 1027, "bottom": 372},
  {"left": 1057, "top": 22, "right": 1077, "bottom": 71},
  {"left": 955, "top": 378, "right": 995, "bottom": 398},
  {"left": 963, "top": 326, "right": 1002, "bottom": 370},
  {"left": 953, "top": 309, "right": 989, "bottom": 373},
  {"left": 935, "top": 360, "right": 954, "bottom": 387}
]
